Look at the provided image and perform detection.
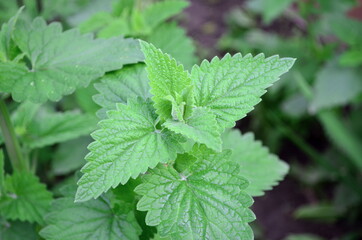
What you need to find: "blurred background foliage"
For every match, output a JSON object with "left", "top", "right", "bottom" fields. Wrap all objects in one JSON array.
[{"left": 0, "top": 0, "right": 361, "bottom": 239}]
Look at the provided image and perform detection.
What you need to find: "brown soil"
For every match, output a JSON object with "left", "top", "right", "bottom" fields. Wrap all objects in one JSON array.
[{"left": 180, "top": 0, "right": 243, "bottom": 57}]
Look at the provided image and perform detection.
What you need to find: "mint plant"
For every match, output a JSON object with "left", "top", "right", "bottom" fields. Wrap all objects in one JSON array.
[
  {"left": 67, "top": 41, "right": 294, "bottom": 239},
  {"left": 0, "top": 7, "right": 295, "bottom": 240}
]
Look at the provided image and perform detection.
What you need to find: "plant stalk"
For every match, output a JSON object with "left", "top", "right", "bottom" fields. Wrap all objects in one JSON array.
[
  {"left": 0, "top": 99, "right": 28, "bottom": 171},
  {"left": 269, "top": 112, "right": 362, "bottom": 198},
  {"left": 318, "top": 111, "right": 362, "bottom": 171},
  {"left": 295, "top": 71, "right": 362, "bottom": 171}
]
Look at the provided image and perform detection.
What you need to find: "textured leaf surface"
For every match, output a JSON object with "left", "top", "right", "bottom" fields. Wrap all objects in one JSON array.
[
  {"left": 140, "top": 41, "right": 192, "bottom": 120},
  {"left": 222, "top": 129, "right": 289, "bottom": 196},
  {"left": 143, "top": 0, "right": 189, "bottom": 30},
  {"left": 0, "top": 172, "right": 52, "bottom": 224},
  {"left": 164, "top": 107, "right": 221, "bottom": 151},
  {"left": 191, "top": 53, "right": 295, "bottom": 129},
  {"left": 94, "top": 64, "right": 151, "bottom": 119},
  {"left": 148, "top": 22, "right": 197, "bottom": 70},
  {"left": 135, "top": 150, "right": 255, "bottom": 240},
  {"left": 23, "top": 109, "right": 97, "bottom": 149},
  {"left": 0, "top": 17, "right": 143, "bottom": 103},
  {"left": 311, "top": 60, "right": 362, "bottom": 111},
  {"left": 40, "top": 194, "right": 141, "bottom": 240},
  {"left": 76, "top": 98, "right": 183, "bottom": 202}
]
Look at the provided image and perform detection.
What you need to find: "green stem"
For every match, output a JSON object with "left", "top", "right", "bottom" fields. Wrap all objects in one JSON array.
[
  {"left": 269, "top": 112, "right": 362, "bottom": 197},
  {"left": 0, "top": 99, "right": 28, "bottom": 171},
  {"left": 294, "top": 71, "right": 362, "bottom": 171},
  {"left": 269, "top": 112, "right": 334, "bottom": 173},
  {"left": 318, "top": 110, "right": 362, "bottom": 171}
]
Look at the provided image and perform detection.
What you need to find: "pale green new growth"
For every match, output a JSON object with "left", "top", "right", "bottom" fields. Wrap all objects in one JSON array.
[
  {"left": 73, "top": 36, "right": 294, "bottom": 239},
  {"left": 40, "top": 195, "right": 141, "bottom": 240},
  {"left": 0, "top": 17, "right": 143, "bottom": 103},
  {"left": 141, "top": 42, "right": 222, "bottom": 150},
  {"left": 164, "top": 107, "right": 222, "bottom": 152},
  {"left": 135, "top": 150, "right": 255, "bottom": 240},
  {"left": 0, "top": 172, "right": 52, "bottom": 224},
  {"left": 140, "top": 41, "right": 192, "bottom": 121},
  {"left": 0, "top": 6, "right": 297, "bottom": 240},
  {"left": 94, "top": 64, "right": 151, "bottom": 119},
  {"left": 191, "top": 53, "right": 295, "bottom": 129},
  {"left": 76, "top": 98, "right": 183, "bottom": 202},
  {"left": 222, "top": 129, "right": 289, "bottom": 196}
]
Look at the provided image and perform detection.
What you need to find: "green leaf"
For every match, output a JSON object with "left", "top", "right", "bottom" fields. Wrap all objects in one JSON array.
[
  {"left": 0, "top": 17, "right": 143, "bottom": 103},
  {"left": 112, "top": 0, "right": 134, "bottom": 17},
  {"left": 76, "top": 98, "right": 183, "bottom": 202},
  {"left": 148, "top": 22, "right": 197, "bottom": 70},
  {"left": 40, "top": 194, "right": 141, "bottom": 240},
  {"left": 94, "top": 63, "right": 151, "bottom": 119},
  {"left": 11, "top": 101, "right": 40, "bottom": 129},
  {"left": 78, "top": 12, "right": 114, "bottom": 34},
  {"left": 294, "top": 203, "right": 339, "bottom": 223},
  {"left": 0, "top": 171, "right": 52, "bottom": 224},
  {"left": 22, "top": 108, "right": 98, "bottom": 149},
  {"left": 222, "top": 129, "right": 289, "bottom": 196},
  {"left": 51, "top": 137, "right": 91, "bottom": 175},
  {"left": 0, "top": 1, "right": 20, "bottom": 25},
  {"left": 0, "top": 102, "right": 95, "bottom": 148},
  {"left": 191, "top": 53, "right": 295, "bottom": 129},
  {"left": 311, "top": 60, "right": 362, "bottom": 111},
  {"left": 140, "top": 41, "right": 193, "bottom": 121},
  {"left": 0, "top": 7, "right": 23, "bottom": 62},
  {"left": 135, "top": 150, "right": 255, "bottom": 240},
  {"left": 74, "top": 84, "right": 100, "bottom": 115},
  {"left": 330, "top": 15, "right": 362, "bottom": 46},
  {"left": 281, "top": 93, "right": 308, "bottom": 117},
  {"left": 152, "top": 233, "right": 172, "bottom": 240},
  {"left": 41, "top": 0, "right": 95, "bottom": 21},
  {"left": 164, "top": 107, "right": 222, "bottom": 152},
  {"left": 98, "top": 18, "right": 131, "bottom": 38},
  {"left": 0, "top": 220, "right": 37, "bottom": 240},
  {"left": 339, "top": 49, "right": 362, "bottom": 67},
  {"left": 143, "top": 0, "right": 189, "bottom": 31}
]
